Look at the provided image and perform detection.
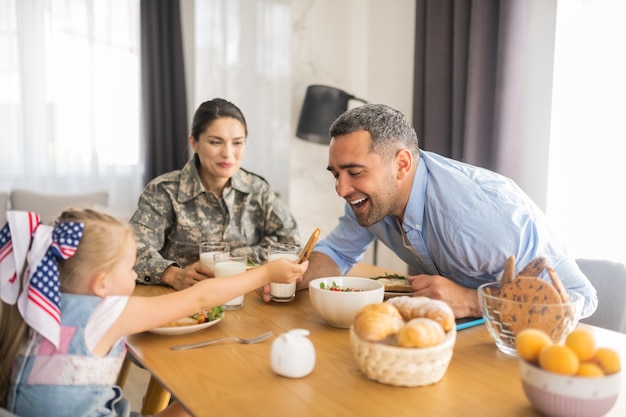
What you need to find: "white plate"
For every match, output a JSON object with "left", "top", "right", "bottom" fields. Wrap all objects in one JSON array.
[{"left": 149, "top": 316, "right": 224, "bottom": 336}]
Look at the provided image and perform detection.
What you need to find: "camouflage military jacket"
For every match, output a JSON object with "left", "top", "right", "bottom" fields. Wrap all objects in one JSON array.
[{"left": 130, "top": 157, "right": 300, "bottom": 284}]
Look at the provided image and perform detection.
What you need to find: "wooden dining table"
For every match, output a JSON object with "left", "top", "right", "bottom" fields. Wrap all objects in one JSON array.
[{"left": 126, "top": 263, "right": 626, "bottom": 417}]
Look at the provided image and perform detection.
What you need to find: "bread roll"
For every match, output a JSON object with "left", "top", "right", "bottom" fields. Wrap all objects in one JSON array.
[
  {"left": 396, "top": 318, "right": 446, "bottom": 348},
  {"left": 386, "top": 296, "right": 455, "bottom": 331},
  {"left": 353, "top": 303, "right": 404, "bottom": 342}
]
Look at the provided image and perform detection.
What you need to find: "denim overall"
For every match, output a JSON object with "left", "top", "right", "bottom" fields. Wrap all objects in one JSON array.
[{"left": 8, "top": 294, "right": 135, "bottom": 417}]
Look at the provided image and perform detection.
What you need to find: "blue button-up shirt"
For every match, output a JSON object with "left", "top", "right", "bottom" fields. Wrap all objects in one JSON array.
[{"left": 315, "top": 150, "right": 597, "bottom": 318}]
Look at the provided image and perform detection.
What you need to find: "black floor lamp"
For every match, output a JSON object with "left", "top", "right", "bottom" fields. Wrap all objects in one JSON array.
[
  {"left": 296, "top": 85, "right": 367, "bottom": 145},
  {"left": 295, "top": 85, "right": 379, "bottom": 265}
]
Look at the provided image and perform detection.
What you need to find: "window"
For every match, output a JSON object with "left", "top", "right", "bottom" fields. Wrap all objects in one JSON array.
[
  {"left": 548, "top": 0, "right": 626, "bottom": 263},
  {"left": 0, "top": 0, "right": 141, "bottom": 215},
  {"left": 193, "top": 0, "right": 292, "bottom": 201}
]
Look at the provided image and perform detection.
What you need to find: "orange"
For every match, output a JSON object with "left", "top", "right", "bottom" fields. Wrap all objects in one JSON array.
[
  {"left": 538, "top": 344, "right": 579, "bottom": 375},
  {"left": 576, "top": 362, "right": 605, "bottom": 377},
  {"left": 592, "top": 347, "right": 621, "bottom": 375},
  {"left": 565, "top": 328, "right": 596, "bottom": 361},
  {"left": 515, "top": 328, "right": 553, "bottom": 363}
]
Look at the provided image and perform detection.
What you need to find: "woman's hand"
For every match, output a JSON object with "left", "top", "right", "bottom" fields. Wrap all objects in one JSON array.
[{"left": 161, "top": 261, "right": 214, "bottom": 291}]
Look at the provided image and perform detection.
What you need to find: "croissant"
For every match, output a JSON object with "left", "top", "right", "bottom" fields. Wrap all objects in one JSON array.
[
  {"left": 353, "top": 303, "right": 404, "bottom": 342},
  {"left": 386, "top": 296, "right": 455, "bottom": 331},
  {"left": 396, "top": 318, "right": 446, "bottom": 348},
  {"left": 354, "top": 302, "right": 399, "bottom": 321}
]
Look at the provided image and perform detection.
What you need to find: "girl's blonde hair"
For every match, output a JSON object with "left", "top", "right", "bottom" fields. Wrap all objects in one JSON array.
[
  {"left": 0, "top": 208, "right": 132, "bottom": 406},
  {"left": 55, "top": 208, "right": 133, "bottom": 292}
]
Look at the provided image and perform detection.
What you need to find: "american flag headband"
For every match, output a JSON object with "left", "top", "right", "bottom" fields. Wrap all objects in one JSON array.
[{"left": 0, "top": 211, "right": 84, "bottom": 348}]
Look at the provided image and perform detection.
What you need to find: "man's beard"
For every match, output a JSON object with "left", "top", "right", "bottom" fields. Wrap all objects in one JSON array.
[{"left": 353, "top": 188, "right": 396, "bottom": 227}]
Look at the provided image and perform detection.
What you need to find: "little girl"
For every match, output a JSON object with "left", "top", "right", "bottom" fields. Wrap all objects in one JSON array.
[{"left": 0, "top": 208, "right": 308, "bottom": 417}]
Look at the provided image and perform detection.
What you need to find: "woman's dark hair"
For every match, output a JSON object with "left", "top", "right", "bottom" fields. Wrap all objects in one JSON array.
[{"left": 190, "top": 98, "right": 248, "bottom": 141}]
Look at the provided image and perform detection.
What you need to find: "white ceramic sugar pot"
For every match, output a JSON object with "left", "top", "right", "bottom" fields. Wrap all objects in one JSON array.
[{"left": 270, "top": 329, "right": 316, "bottom": 378}]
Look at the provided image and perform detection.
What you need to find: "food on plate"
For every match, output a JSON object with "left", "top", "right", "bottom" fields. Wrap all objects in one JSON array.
[
  {"left": 164, "top": 317, "right": 199, "bottom": 327},
  {"left": 497, "top": 256, "right": 575, "bottom": 336},
  {"left": 353, "top": 298, "right": 454, "bottom": 348},
  {"left": 371, "top": 273, "right": 412, "bottom": 293},
  {"left": 387, "top": 296, "right": 455, "bottom": 331},
  {"left": 163, "top": 306, "right": 224, "bottom": 327},
  {"left": 516, "top": 327, "right": 621, "bottom": 377},
  {"left": 319, "top": 281, "right": 362, "bottom": 292},
  {"left": 246, "top": 261, "right": 260, "bottom": 269},
  {"left": 396, "top": 317, "right": 446, "bottom": 348}
]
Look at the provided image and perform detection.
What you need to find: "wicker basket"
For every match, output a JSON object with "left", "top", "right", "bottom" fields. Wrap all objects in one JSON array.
[{"left": 349, "top": 326, "right": 456, "bottom": 387}]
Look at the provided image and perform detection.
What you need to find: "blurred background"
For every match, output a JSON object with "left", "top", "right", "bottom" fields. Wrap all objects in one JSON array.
[{"left": 1, "top": 0, "right": 625, "bottom": 271}]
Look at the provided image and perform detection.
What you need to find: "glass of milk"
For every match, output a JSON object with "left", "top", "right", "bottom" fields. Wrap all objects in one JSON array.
[
  {"left": 199, "top": 242, "right": 230, "bottom": 274},
  {"left": 213, "top": 252, "right": 247, "bottom": 310},
  {"left": 267, "top": 244, "right": 300, "bottom": 302}
]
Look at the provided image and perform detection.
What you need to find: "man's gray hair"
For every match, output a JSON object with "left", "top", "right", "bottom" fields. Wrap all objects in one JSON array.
[{"left": 329, "top": 104, "right": 419, "bottom": 159}]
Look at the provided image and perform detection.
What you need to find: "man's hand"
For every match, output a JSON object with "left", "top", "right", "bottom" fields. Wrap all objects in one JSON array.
[
  {"left": 255, "top": 283, "right": 272, "bottom": 302},
  {"left": 408, "top": 274, "right": 481, "bottom": 318},
  {"left": 160, "top": 261, "right": 214, "bottom": 291}
]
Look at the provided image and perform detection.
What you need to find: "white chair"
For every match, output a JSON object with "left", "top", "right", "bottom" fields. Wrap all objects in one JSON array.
[
  {"left": 10, "top": 189, "right": 109, "bottom": 225},
  {"left": 577, "top": 258, "right": 626, "bottom": 334}
]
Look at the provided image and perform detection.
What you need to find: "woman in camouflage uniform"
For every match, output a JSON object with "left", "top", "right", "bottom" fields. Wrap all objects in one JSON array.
[{"left": 130, "top": 98, "right": 300, "bottom": 290}]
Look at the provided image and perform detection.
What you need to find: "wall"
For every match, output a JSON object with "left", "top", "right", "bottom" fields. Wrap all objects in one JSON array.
[
  {"left": 181, "top": 0, "right": 558, "bottom": 272},
  {"left": 289, "top": 0, "right": 416, "bottom": 271}
]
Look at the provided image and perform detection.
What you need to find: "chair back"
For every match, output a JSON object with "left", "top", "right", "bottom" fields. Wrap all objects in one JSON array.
[
  {"left": 0, "top": 191, "right": 8, "bottom": 226},
  {"left": 10, "top": 189, "right": 109, "bottom": 225},
  {"left": 577, "top": 258, "right": 626, "bottom": 334}
]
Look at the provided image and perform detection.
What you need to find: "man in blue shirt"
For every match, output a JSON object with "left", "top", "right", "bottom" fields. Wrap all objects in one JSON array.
[{"left": 260, "top": 104, "right": 596, "bottom": 319}]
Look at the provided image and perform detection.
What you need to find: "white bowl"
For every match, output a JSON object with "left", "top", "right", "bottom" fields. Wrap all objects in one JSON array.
[
  {"left": 520, "top": 359, "right": 621, "bottom": 417},
  {"left": 308, "top": 277, "right": 385, "bottom": 328}
]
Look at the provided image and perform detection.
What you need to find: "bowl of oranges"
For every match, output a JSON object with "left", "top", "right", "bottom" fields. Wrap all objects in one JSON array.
[{"left": 516, "top": 327, "right": 621, "bottom": 417}]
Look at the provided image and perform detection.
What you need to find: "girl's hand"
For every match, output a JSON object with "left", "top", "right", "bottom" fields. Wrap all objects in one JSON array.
[
  {"left": 266, "top": 258, "right": 309, "bottom": 283},
  {"left": 255, "top": 259, "right": 308, "bottom": 302}
]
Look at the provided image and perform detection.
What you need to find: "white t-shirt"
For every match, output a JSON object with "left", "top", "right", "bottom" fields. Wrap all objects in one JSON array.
[{"left": 84, "top": 295, "right": 129, "bottom": 353}]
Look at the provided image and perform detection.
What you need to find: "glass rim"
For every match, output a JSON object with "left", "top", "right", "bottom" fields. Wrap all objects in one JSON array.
[
  {"left": 477, "top": 281, "right": 584, "bottom": 307},
  {"left": 212, "top": 252, "right": 247, "bottom": 262}
]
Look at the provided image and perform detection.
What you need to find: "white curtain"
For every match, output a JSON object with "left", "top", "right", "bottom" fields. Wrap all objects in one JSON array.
[
  {"left": 0, "top": 0, "right": 142, "bottom": 218},
  {"left": 547, "top": 0, "right": 626, "bottom": 264},
  {"left": 193, "top": 0, "right": 292, "bottom": 202}
]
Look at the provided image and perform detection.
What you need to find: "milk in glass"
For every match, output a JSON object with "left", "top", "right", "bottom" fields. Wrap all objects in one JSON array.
[
  {"left": 214, "top": 253, "right": 247, "bottom": 310},
  {"left": 268, "top": 244, "right": 299, "bottom": 302}
]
